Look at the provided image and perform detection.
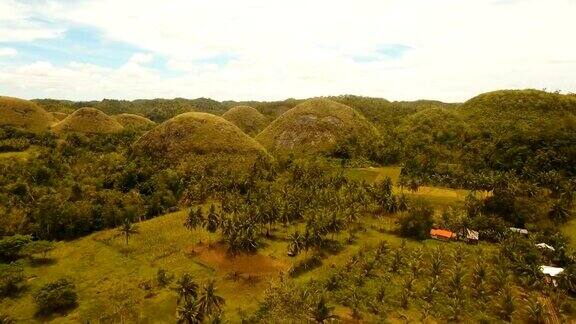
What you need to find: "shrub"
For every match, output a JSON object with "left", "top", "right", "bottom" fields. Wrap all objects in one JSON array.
[
  {"left": 0, "top": 235, "right": 32, "bottom": 262},
  {"left": 21, "top": 241, "right": 54, "bottom": 260},
  {"left": 156, "top": 268, "right": 172, "bottom": 287},
  {"left": 34, "top": 279, "right": 78, "bottom": 315},
  {"left": 0, "top": 263, "right": 24, "bottom": 297},
  {"left": 397, "top": 199, "right": 433, "bottom": 240}
]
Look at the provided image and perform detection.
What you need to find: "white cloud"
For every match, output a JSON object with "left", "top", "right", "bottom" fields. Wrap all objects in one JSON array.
[
  {"left": 0, "top": 48, "right": 18, "bottom": 57},
  {"left": 0, "top": 0, "right": 64, "bottom": 42},
  {"left": 1, "top": 0, "right": 575, "bottom": 101}
]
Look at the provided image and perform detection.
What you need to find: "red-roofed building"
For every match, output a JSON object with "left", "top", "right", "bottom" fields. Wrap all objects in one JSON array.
[{"left": 430, "top": 228, "right": 456, "bottom": 241}]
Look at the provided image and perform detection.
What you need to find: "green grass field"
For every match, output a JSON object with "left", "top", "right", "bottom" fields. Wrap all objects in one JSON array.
[
  {"left": 344, "top": 166, "right": 478, "bottom": 207},
  {"left": 0, "top": 147, "right": 37, "bottom": 160},
  {"left": 562, "top": 219, "right": 576, "bottom": 249}
]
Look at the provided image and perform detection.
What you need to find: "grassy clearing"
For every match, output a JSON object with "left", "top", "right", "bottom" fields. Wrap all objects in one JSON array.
[
  {"left": 344, "top": 166, "right": 473, "bottom": 207},
  {"left": 562, "top": 219, "right": 576, "bottom": 249},
  {"left": 0, "top": 206, "right": 288, "bottom": 323},
  {"left": 344, "top": 166, "right": 402, "bottom": 184},
  {"left": 0, "top": 146, "right": 37, "bottom": 160}
]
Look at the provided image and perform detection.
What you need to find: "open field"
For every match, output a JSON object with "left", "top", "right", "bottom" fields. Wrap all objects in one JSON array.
[
  {"left": 0, "top": 196, "right": 495, "bottom": 323},
  {"left": 563, "top": 219, "right": 576, "bottom": 249},
  {"left": 344, "top": 166, "right": 488, "bottom": 207},
  {"left": 0, "top": 147, "right": 38, "bottom": 160}
]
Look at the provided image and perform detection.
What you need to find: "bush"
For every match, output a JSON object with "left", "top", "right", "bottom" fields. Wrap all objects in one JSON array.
[
  {"left": 21, "top": 241, "right": 54, "bottom": 260},
  {"left": 0, "top": 235, "right": 32, "bottom": 262},
  {"left": 34, "top": 279, "right": 78, "bottom": 315},
  {"left": 397, "top": 199, "right": 434, "bottom": 240},
  {"left": 0, "top": 263, "right": 24, "bottom": 297}
]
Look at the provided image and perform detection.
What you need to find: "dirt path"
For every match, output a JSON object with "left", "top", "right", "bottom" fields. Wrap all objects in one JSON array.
[{"left": 539, "top": 296, "right": 560, "bottom": 324}]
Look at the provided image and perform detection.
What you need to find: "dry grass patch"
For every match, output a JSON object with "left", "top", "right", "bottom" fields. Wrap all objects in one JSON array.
[
  {"left": 51, "top": 108, "right": 124, "bottom": 134},
  {"left": 256, "top": 98, "right": 380, "bottom": 156},
  {"left": 0, "top": 96, "right": 54, "bottom": 132},
  {"left": 222, "top": 105, "right": 269, "bottom": 136}
]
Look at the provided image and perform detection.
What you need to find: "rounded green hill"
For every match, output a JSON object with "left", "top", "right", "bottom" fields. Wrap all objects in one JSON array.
[
  {"left": 222, "top": 106, "right": 268, "bottom": 136},
  {"left": 51, "top": 107, "right": 125, "bottom": 134},
  {"left": 132, "top": 112, "right": 271, "bottom": 170},
  {"left": 255, "top": 98, "right": 380, "bottom": 156},
  {"left": 113, "top": 113, "right": 156, "bottom": 131},
  {"left": 458, "top": 89, "right": 576, "bottom": 136},
  {"left": 0, "top": 96, "right": 55, "bottom": 132}
]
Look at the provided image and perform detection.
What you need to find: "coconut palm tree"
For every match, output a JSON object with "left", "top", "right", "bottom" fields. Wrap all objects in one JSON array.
[
  {"left": 174, "top": 273, "right": 199, "bottom": 305},
  {"left": 309, "top": 296, "right": 339, "bottom": 323},
  {"left": 287, "top": 231, "right": 303, "bottom": 257},
  {"left": 119, "top": 217, "right": 138, "bottom": 245},
  {"left": 176, "top": 299, "right": 202, "bottom": 324},
  {"left": 524, "top": 294, "right": 547, "bottom": 324},
  {"left": 204, "top": 204, "right": 220, "bottom": 233},
  {"left": 497, "top": 286, "right": 515, "bottom": 321},
  {"left": 549, "top": 200, "right": 570, "bottom": 224},
  {"left": 197, "top": 280, "right": 225, "bottom": 317},
  {"left": 184, "top": 207, "right": 203, "bottom": 230}
]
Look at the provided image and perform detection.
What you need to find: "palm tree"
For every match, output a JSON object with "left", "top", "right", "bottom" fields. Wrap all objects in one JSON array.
[
  {"left": 524, "top": 295, "right": 547, "bottom": 324},
  {"left": 204, "top": 205, "right": 220, "bottom": 233},
  {"left": 174, "top": 273, "right": 199, "bottom": 305},
  {"left": 549, "top": 200, "right": 570, "bottom": 224},
  {"left": 197, "top": 280, "right": 225, "bottom": 317},
  {"left": 448, "top": 265, "right": 466, "bottom": 298},
  {"left": 176, "top": 299, "right": 202, "bottom": 324},
  {"left": 119, "top": 217, "right": 138, "bottom": 245},
  {"left": 472, "top": 263, "right": 487, "bottom": 298},
  {"left": 497, "top": 286, "right": 515, "bottom": 321},
  {"left": 287, "top": 231, "right": 303, "bottom": 257},
  {"left": 184, "top": 207, "right": 203, "bottom": 230},
  {"left": 309, "top": 296, "right": 339, "bottom": 323}
]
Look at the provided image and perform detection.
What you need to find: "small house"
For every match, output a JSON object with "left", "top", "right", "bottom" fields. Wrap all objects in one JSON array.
[
  {"left": 540, "top": 265, "right": 564, "bottom": 287},
  {"left": 536, "top": 243, "right": 555, "bottom": 252},
  {"left": 509, "top": 227, "right": 529, "bottom": 235},
  {"left": 459, "top": 228, "right": 479, "bottom": 244},
  {"left": 430, "top": 229, "right": 456, "bottom": 241}
]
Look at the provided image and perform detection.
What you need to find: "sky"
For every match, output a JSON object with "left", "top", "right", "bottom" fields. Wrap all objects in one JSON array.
[{"left": 0, "top": 0, "right": 575, "bottom": 102}]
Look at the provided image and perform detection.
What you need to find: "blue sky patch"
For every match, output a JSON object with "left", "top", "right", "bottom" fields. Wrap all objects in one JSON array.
[
  {"left": 353, "top": 44, "right": 412, "bottom": 63},
  {"left": 196, "top": 52, "right": 237, "bottom": 66},
  {"left": 0, "top": 25, "right": 149, "bottom": 69}
]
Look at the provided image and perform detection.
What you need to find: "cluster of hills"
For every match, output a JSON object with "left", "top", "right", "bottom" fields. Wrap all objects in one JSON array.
[{"left": 2, "top": 89, "right": 575, "bottom": 174}]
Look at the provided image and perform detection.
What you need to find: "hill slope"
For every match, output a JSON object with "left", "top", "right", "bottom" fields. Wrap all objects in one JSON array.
[
  {"left": 255, "top": 98, "right": 380, "bottom": 156},
  {"left": 132, "top": 112, "right": 270, "bottom": 171},
  {"left": 222, "top": 106, "right": 268, "bottom": 136},
  {"left": 51, "top": 108, "right": 125, "bottom": 134},
  {"left": 51, "top": 112, "right": 68, "bottom": 121},
  {"left": 0, "top": 96, "right": 55, "bottom": 132},
  {"left": 113, "top": 113, "right": 156, "bottom": 131},
  {"left": 458, "top": 89, "right": 576, "bottom": 137}
]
